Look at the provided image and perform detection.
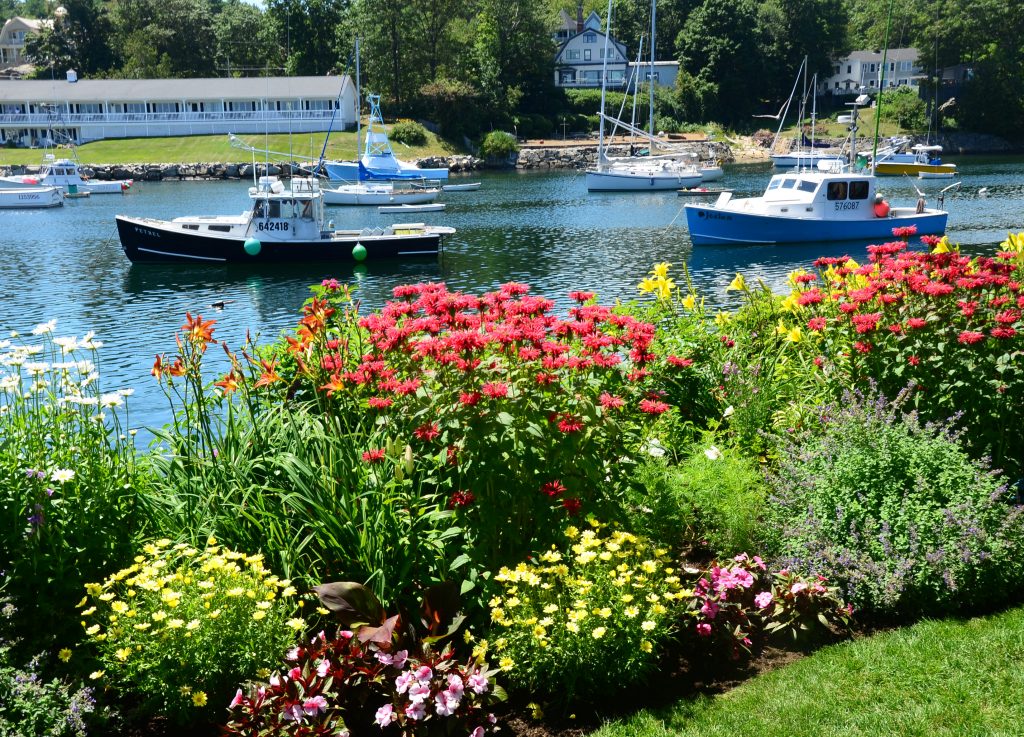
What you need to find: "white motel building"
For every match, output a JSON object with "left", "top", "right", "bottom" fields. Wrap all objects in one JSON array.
[{"left": 0, "top": 73, "right": 358, "bottom": 147}]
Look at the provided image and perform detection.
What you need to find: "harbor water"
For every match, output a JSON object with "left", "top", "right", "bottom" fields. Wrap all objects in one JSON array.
[{"left": 2, "top": 156, "right": 1023, "bottom": 433}]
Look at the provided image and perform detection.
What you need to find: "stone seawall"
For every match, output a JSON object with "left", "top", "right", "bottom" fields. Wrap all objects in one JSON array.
[
  {"left": 514, "top": 141, "right": 733, "bottom": 170},
  {"left": 0, "top": 154, "right": 484, "bottom": 181}
]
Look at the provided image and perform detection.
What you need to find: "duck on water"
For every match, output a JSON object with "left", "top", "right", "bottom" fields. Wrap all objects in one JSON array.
[{"left": 115, "top": 176, "right": 455, "bottom": 264}]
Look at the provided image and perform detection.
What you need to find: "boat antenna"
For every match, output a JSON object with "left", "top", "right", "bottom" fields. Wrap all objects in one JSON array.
[
  {"left": 596, "top": 0, "right": 613, "bottom": 165},
  {"left": 870, "top": 0, "right": 897, "bottom": 173}
]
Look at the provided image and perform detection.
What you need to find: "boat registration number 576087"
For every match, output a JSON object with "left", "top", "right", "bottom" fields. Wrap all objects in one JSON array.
[
  {"left": 834, "top": 201, "right": 860, "bottom": 211},
  {"left": 257, "top": 221, "right": 290, "bottom": 231}
]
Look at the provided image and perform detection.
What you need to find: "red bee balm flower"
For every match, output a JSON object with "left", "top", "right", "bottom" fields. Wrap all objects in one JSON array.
[
  {"left": 958, "top": 331, "right": 986, "bottom": 345},
  {"left": 414, "top": 423, "right": 441, "bottom": 441},
  {"left": 448, "top": 490, "right": 475, "bottom": 508},
  {"left": 557, "top": 415, "right": 584, "bottom": 433},
  {"left": 667, "top": 355, "right": 694, "bottom": 367},
  {"left": 541, "top": 480, "right": 566, "bottom": 497},
  {"left": 599, "top": 392, "right": 625, "bottom": 409},
  {"left": 639, "top": 398, "right": 670, "bottom": 414},
  {"left": 362, "top": 448, "right": 386, "bottom": 463},
  {"left": 562, "top": 498, "right": 582, "bottom": 516},
  {"left": 481, "top": 382, "right": 509, "bottom": 399}
]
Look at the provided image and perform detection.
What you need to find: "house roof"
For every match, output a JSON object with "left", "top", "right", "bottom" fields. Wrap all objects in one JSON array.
[
  {"left": 1, "top": 17, "right": 51, "bottom": 37},
  {"left": 554, "top": 26, "right": 627, "bottom": 64},
  {"left": 0, "top": 75, "right": 350, "bottom": 103},
  {"left": 844, "top": 48, "right": 919, "bottom": 63}
]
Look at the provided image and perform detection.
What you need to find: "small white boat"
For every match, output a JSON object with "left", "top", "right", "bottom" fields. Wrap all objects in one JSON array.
[
  {"left": 378, "top": 203, "right": 446, "bottom": 213},
  {"left": 0, "top": 154, "right": 132, "bottom": 194},
  {"left": 0, "top": 186, "right": 64, "bottom": 208},
  {"left": 441, "top": 182, "right": 481, "bottom": 192},
  {"left": 322, "top": 182, "right": 440, "bottom": 206},
  {"left": 699, "top": 165, "right": 724, "bottom": 182},
  {"left": 918, "top": 170, "right": 956, "bottom": 180}
]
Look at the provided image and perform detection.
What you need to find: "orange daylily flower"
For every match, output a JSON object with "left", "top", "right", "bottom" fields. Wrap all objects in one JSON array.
[
  {"left": 151, "top": 354, "right": 164, "bottom": 378},
  {"left": 319, "top": 373, "right": 347, "bottom": 396},
  {"left": 214, "top": 370, "right": 241, "bottom": 394},
  {"left": 254, "top": 358, "right": 282, "bottom": 388},
  {"left": 182, "top": 312, "right": 216, "bottom": 351},
  {"left": 167, "top": 358, "right": 186, "bottom": 377}
]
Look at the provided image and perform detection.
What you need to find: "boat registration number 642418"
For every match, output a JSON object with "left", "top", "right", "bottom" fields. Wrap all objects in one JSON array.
[
  {"left": 257, "top": 221, "right": 289, "bottom": 231},
  {"left": 834, "top": 201, "right": 860, "bottom": 211}
]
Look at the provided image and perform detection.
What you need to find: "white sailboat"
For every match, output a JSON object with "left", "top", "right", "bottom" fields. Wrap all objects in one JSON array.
[
  {"left": 585, "top": 0, "right": 701, "bottom": 191},
  {"left": 767, "top": 58, "right": 845, "bottom": 170}
]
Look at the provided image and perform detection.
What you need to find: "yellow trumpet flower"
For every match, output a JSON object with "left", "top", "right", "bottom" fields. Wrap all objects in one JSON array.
[
  {"left": 775, "top": 320, "right": 789, "bottom": 336},
  {"left": 680, "top": 293, "right": 697, "bottom": 310},
  {"left": 652, "top": 262, "right": 671, "bottom": 278},
  {"left": 726, "top": 273, "right": 747, "bottom": 292},
  {"left": 787, "top": 326, "right": 803, "bottom": 343},
  {"left": 638, "top": 277, "right": 659, "bottom": 294}
]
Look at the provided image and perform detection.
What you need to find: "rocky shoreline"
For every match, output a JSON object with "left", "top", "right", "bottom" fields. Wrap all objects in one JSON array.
[{"left": 0, "top": 132, "right": 1015, "bottom": 181}]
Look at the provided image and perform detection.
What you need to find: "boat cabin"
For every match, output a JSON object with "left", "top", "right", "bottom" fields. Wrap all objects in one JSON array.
[
  {"left": 727, "top": 172, "right": 882, "bottom": 220},
  {"left": 245, "top": 176, "right": 325, "bottom": 241}
]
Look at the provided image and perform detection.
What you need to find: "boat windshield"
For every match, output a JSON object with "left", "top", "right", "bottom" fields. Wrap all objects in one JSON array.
[
  {"left": 797, "top": 180, "right": 817, "bottom": 193},
  {"left": 780, "top": 179, "right": 797, "bottom": 189}
]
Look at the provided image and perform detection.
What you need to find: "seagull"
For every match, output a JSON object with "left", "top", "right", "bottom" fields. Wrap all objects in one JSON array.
[
  {"left": 978, "top": 187, "right": 989, "bottom": 197},
  {"left": 211, "top": 299, "right": 235, "bottom": 310}
]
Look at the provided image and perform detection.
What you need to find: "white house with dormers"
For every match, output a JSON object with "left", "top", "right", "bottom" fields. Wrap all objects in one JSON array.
[
  {"left": 0, "top": 17, "right": 50, "bottom": 71},
  {"left": 817, "top": 48, "right": 923, "bottom": 96},
  {"left": 553, "top": 10, "right": 629, "bottom": 89},
  {"left": 553, "top": 8, "right": 678, "bottom": 91},
  {"left": 0, "top": 74, "right": 357, "bottom": 146}
]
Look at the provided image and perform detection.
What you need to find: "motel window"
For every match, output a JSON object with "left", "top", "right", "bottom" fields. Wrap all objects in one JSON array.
[{"left": 827, "top": 181, "right": 848, "bottom": 200}]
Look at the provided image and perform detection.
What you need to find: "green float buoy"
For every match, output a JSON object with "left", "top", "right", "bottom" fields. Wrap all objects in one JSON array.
[
  {"left": 352, "top": 243, "right": 367, "bottom": 262},
  {"left": 243, "top": 237, "right": 262, "bottom": 256}
]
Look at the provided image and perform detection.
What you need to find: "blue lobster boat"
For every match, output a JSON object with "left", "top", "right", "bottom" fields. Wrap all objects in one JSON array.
[{"left": 684, "top": 170, "right": 947, "bottom": 245}]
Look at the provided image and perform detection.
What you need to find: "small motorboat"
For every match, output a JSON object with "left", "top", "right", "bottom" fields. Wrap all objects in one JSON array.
[
  {"left": 0, "top": 154, "right": 132, "bottom": 194},
  {"left": 441, "top": 182, "right": 482, "bottom": 192},
  {"left": 115, "top": 176, "right": 454, "bottom": 264},
  {"left": 322, "top": 181, "right": 440, "bottom": 206},
  {"left": 918, "top": 171, "right": 956, "bottom": 180},
  {"left": 0, "top": 186, "right": 64, "bottom": 209},
  {"left": 378, "top": 203, "right": 446, "bottom": 213}
]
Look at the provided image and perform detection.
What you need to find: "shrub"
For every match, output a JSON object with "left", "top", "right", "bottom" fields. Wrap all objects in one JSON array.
[
  {"left": 627, "top": 445, "right": 768, "bottom": 557},
  {"left": 766, "top": 389, "right": 1024, "bottom": 617},
  {"left": 514, "top": 113, "right": 554, "bottom": 140},
  {"left": 0, "top": 600, "right": 99, "bottom": 737},
  {"left": 80, "top": 538, "right": 303, "bottom": 722},
  {"left": 478, "top": 131, "right": 519, "bottom": 159},
  {"left": 685, "top": 554, "right": 851, "bottom": 657},
  {"left": 142, "top": 305, "right": 461, "bottom": 611},
  {"left": 231, "top": 283, "right": 671, "bottom": 572},
  {"left": 389, "top": 120, "right": 428, "bottom": 147},
  {"left": 776, "top": 236, "right": 1024, "bottom": 479},
  {"left": 488, "top": 523, "right": 685, "bottom": 706},
  {"left": 416, "top": 78, "right": 484, "bottom": 139},
  {"left": 225, "top": 631, "right": 502, "bottom": 736},
  {"left": 0, "top": 323, "right": 143, "bottom": 646},
  {"left": 878, "top": 87, "right": 928, "bottom": 130}
]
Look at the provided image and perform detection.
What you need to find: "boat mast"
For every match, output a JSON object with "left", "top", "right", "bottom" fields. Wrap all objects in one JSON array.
[
  {"left": 648, "top": 0, "right": 656, "bottom": 145},
  {"left": 355, "top": 37, "right": 361, "bottom": 158},
  {"left": 871, "top": 0, "right": 896, "bottom": 173},
  {"left": 768, "top": 57, "right": 805, "bottom": 156},
  {"left": 809, "top": 72, "right": 817, "bottom": 163},
  {"left": 596, "top": 0, "right": 613, "bottom": 166}
]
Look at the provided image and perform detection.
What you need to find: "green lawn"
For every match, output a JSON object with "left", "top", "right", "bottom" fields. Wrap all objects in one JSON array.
[
  {"left": 594, "top": 605, "right": 1024, "bottom": 737},
  {"left": 0, "top": 129, "right": 461, "bottom": 166}
]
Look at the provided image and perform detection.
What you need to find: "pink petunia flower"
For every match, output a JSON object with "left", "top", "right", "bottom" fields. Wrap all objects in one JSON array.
[
  {"left": 754, "top": 591, "right": 773, "bottom": 609},
  {"left": 375, "top": 703, "right": 395, "bottom": 727}
]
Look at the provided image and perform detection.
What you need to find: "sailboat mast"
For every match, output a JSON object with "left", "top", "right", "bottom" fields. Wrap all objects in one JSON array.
[
  {"left": 871, "top": 0, "right": 896, "bottom": 173},
  {"left": 648, "top": 0, "right": 656, "bottom": 142},
  {"left": 597, "top": 0, "right": 613, "bottom": 164},
  {"left": 355, "top": 37, "right": 361, "bottom": 157}
]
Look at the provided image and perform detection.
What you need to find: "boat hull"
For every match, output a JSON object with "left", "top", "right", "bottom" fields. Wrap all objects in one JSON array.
[
  {"left": 116, "top": 216, "right": 442, "bottom": 264},
  {"left": 586, "top": 169, "right": 702, "bottom": 191},
  {"left": 0, "top": 186, "right": 64, "bottom": 208},
  {"left": 322, "top": 187, "right": 439, "bottom": 206},
  {"left": 684, "top": 206, "right": 947, "bottom": 245},
  {"left": 324, "top": 159, "right": 449, "bottom": 182},
  {"left": 771, "top": 153, "right": 845, "bottom": 168},
  {"left": 0, "top": 176, "right": 129, "bottom": 194},
  {"left": 875, "top": 162, "right": 957, "bottom": 176},
  {"left": 699, "top": 166, "right": 724, "bottom": 182}
]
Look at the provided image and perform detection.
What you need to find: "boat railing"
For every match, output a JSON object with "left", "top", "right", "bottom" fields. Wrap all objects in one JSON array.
[{"left": 0, "top": 110, "right": 336, "bottom": 126}]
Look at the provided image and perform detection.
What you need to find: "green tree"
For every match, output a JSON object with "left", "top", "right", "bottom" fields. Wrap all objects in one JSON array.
[
  {"left": 109, "top": 0, "right": 217, "bottom": 77},
  {"left": 758, "top": 0, "right": 849, "bottom": 103},
  {"left": 24, "top": 0, "right": 113, "bottom": 77},
  {"left": 265, "top": 0, "right": 346, "bottom": 77},
  {"left": 214, "top": 0, "right": 278, "bottom": 76},
  {"left": 676, "top": 0, "right": 764, "bottom": 123},
  {"left": 352, "top": 0, "right": 412, "bottom": 106}
]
